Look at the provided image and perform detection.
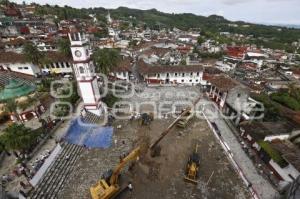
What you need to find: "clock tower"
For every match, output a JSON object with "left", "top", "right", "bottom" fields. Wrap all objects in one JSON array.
[{"left": 68, "top": 32, "right": 102, "bottom": 116}]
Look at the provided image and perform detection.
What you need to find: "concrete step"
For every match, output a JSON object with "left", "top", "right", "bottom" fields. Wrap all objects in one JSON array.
[{"left": 29, "top": 143, "right": 83, "bottom": 199}]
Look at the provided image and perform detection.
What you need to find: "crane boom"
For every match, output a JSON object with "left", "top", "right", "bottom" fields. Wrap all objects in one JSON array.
[{"left": 150, "top": 96, "right": 201, "bottom": 151}]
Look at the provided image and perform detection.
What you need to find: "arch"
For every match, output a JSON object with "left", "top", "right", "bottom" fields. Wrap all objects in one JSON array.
[{"left": 79, "top": 66, "right": 85, "bottom": 74}]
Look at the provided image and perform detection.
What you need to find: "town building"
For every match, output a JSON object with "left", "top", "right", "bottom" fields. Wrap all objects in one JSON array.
[
  {"left": 0, "top": 52, "right": 41, "bottom": 76},
  {"left": 137, "top": 59, "right": 204, "bottom": 85},
  {"left": 109, "top": 57, "right": 133, "bottom": 81},
  {"left": 239, "top": 121, "right": 299, "bottom": 183},
  {"left": 207, "top": 75, "right": 261, "bottom": 124},
  {"left": 40, "top": 52, "right": 72, "bottom": 75}
]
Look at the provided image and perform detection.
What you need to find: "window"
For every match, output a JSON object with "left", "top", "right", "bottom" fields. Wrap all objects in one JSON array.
[
  {"left": 196, "top": 72, "right": 200, "bottom": 76},
  {"left": 189, "top": 79, "right": 192, "bottom": 82},
  {"left": 79, "top": 66, "right": 84, "bottom": 74},
  {"left": 157, "top": 73, "right": 160, "bottom": 78},
  {"left": 61, "top": 63, "right": 65, "bottom": 68},
  {"left": 175, "top": 73, "right": 177, "bottom": 77},
  {"left": 56, "top": 63, "right": 60, "bottom": 68},
  {"left": 18, "top": 67, "right": 22, "bottom": 70},
  {"left": 182, "top": 73, "right": 185, "bottom": 77},
  {"left": 190, "top": 72, "right": 193, "bottom": 76},
  {"left": 71, "top": 33, "right": 80, "bottom": 41},
  {"left": 66, "top": 62, "right": 70, "bottom": 68},
  {"left": 181, "top": 79, "right": 184, "bottom": 83},
  {"left": 24, "top": 67, "right": 29, "bottom": 70},
  {"left": 237, "top": 93, "right": 241, "bottom": 98},
  {"left": 166, "top": 73, "right": 169, "bottom": 77},
  {"left": 196, "top": 79, "right": 199, "bottom": 82}
]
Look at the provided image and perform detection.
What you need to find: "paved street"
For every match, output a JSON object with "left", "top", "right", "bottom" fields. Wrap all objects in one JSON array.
[{"left": 203, "top": 102, "right": 279, "bottom": 199}]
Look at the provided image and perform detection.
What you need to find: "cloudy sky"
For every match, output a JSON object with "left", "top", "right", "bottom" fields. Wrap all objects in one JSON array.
[{"left": 12, "top": 0, "right": 300, "bottom": 25}]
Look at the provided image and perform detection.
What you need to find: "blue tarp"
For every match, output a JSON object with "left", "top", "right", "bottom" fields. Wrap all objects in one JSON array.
[{"left": 64, "top": 118, "right": 113, "bottom": 148}]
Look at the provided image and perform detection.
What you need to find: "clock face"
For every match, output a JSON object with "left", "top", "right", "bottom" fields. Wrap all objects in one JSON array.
[{"left": 75, "top": 50, "right": 82, "bottom": 57}]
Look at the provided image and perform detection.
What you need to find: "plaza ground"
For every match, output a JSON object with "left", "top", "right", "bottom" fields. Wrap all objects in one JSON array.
[
  {"left": 59, "top": 85, "right": 250, "bottom": 199},
  {"left": 59, "top": 118, "right": 250, "bottom": 199}
]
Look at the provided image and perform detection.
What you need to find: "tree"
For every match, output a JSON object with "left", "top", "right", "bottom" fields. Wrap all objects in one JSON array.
[
  {"left": 57, "top": 38, "right": 72, "bottom": 57},
  {"left": 0, "top": 0, "right": 10, "bottom": 6},
  {"left": 252, "top": 94, "right": 280, "bottom": 122},
  {"left": 17, "top": 95, "right": 39, "bottom": 112},
  {"left": 3, "top": 99, "right": 19, "bottom": 121},
  {"left": 0, "top": 140, "right": 10, "bottom": 155},
  {"left": 23, "top": 43, "right": 45, "bottom": 66},
  {"left": 287, "top": 82, "right": 300, "bottom": 101},
  {"left": 129, "top": 40, "right": 138, "bottom": 48},
  {"left": 94, "top": 29, "right": 108, "bottom": 38},
  {"left": 60, "top": 82, "right": 80, "bottom": 105},
  {"left": 197, "top": 36, "right": 205, "bottom": 45},
  {"left": 92, "top": 48, "right": 121, "bottom": 74},
  {"left": 0, "top": 124, "right": 39, "bottom": 152},
  {"left": 180, "top": 59, "right": 187, "bottom": 65}
]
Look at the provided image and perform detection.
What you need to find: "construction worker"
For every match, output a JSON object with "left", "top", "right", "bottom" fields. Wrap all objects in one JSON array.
[{"left": 128, "top": 182, "right": 133, "bottom": 192}]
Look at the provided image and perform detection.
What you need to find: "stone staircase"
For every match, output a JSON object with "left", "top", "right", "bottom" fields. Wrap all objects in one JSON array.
[
  {"left": 82, "top": 110, "right": 104, "bottom": 124},
  {"left": 29, "top": 143, "right": 84, "bottom": 199}
]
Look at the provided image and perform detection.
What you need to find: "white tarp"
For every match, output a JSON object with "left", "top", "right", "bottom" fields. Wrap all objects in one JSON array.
[{"left": 29, "top": 144, "right": 62, "bottom": 187}]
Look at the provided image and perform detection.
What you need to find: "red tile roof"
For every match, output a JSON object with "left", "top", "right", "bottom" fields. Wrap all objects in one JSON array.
[
  {"left": 142, "top": 47, "right": 170, "bottom": 57},
  {"left": 137, "top": 59, "right": 203, "bottom": 75},
  {"left": 209, "top": 75, "right": 239, "bottom": 91},
  {"left": 111, "top": 57, "right": 132, "bottom": 72},
  {"left": 0, "top": 52, "right": 70, "bottom": 63},
  {"left": 4, "top": 38, "right": 27, "bottom": 46},
  {"left": 0, "top": 52, "right": 27, "bottom": 63},
  {"left": 226, "top": 46, "right": 247, "bottom": 59}
]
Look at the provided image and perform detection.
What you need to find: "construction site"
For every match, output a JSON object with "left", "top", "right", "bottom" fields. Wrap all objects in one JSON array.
[{"left": 56, "top": 86, "right": 250, "bottom": 199}]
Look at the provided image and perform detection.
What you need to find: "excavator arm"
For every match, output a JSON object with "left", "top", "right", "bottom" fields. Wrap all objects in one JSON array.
[{"left": 109, "top": 146, "right": 141, "bottom": 185}]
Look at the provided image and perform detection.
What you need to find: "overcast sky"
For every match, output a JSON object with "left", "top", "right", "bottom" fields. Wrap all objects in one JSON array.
[{"left": 12, "top": 0, "right": 300, "bottom": 25}]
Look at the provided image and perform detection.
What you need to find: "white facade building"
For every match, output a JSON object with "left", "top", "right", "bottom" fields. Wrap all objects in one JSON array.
[
  {"left": 0, "top": 52, "right": 41, "bottom": 76},
  {"left": 215, "top": 61, "right": 236, "bottom": 72},
  {"left": 0, "top": 62, "right": 41, "bottom": 76},
  {"left": 138, "top": 61, "right": 204, "bottom": 85},
  {"left": 41, "top": 61, "right": 73, "bottom": 74}
]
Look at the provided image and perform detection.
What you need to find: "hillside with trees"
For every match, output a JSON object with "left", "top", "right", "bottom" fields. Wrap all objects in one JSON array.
[{"left": 31, "top": 4, "right": 300, "bottom": 52}]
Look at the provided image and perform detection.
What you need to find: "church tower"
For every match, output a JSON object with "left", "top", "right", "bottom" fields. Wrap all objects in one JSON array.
[{"left": 68, "top": 32, "right": 102, "bottom": 116}]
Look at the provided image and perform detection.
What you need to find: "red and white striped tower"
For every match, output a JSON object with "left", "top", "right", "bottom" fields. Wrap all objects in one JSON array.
[{"left": 68, "top": 32, "right": 102, "bottom": 116}]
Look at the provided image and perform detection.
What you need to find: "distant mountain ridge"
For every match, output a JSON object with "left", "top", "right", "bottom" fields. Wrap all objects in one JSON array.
[{"left": 274, "top": 24, "right": 300, "bottom": 29}]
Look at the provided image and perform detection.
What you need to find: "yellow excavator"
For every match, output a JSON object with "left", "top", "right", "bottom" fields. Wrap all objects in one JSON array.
[
  {"left": 184, "top": 143, "right": 200, "bottom": 184},
  {"left": 90, "top": 146, "right": 141, "bottom": 199},
  {"left": 176, "top": 110, "right": 193, "bottom": 128}
]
